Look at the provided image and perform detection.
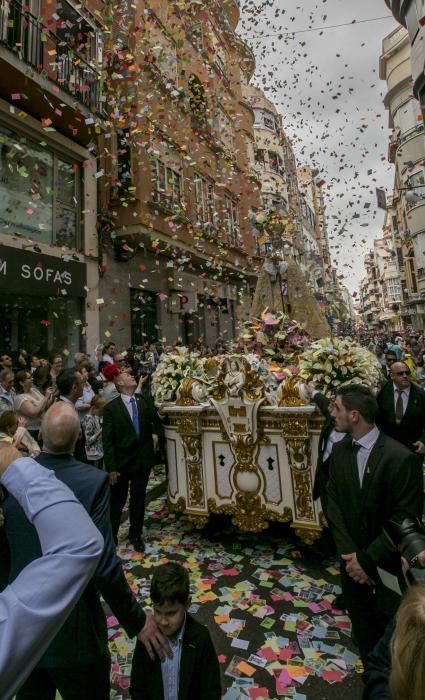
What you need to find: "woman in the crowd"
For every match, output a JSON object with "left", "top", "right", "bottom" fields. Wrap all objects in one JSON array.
[
  {"left": 32, "top": 364, "right": 53, "bottom": 393},
  {"left": 13, "top": 370, "right": 55, "bottom": 439},
  {"left": 82, "top": 395, "right": 106, "bottom": 468},
  {"left": 48, "top": 352, "right": 63, "bottom": 386},
  {"left": 74, "top": 361, "right": 96, "bottom": 423}
]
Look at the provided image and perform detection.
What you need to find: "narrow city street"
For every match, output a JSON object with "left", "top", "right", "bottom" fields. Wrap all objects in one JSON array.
[{"left": 106, "top": 471, "right": 363, "bottom": 700}]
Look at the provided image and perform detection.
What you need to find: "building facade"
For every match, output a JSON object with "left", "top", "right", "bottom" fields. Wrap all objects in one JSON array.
[
  {"left": 99, "top": 0, "right": 262, "bottom": 348},
  {"left": 385, "top": 1, "right": 425, "bottom": 116},
  {"left": 379, "top": 24, "right": 425, "bottom": 329},
  {"left": 0, "top": 0, "right": 105, "bottom": 357},
  {"left": 241, "top": 85, "right": 340, "bottom": 325},
  {"left": 359, "top": 209, "right": 404, "bottom": 332}
]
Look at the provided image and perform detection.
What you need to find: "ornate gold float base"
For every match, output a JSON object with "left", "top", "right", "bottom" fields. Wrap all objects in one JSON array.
[
  {"left": 187, "top": 514, "right": 209, "bottom": 529},
  {"left": 292, "top": 524, "right": 322, "bottom": 546},
  {"left": 208, "top": 495, "right": 292, "bottom": 533},
  {"left": 167, "top": 496, "right": 186, "bottom": 513}
]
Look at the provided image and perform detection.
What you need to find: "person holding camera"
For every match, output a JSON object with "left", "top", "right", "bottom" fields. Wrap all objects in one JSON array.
[
  {"left": 363, "top": 519, "right": 425, "bottom": 699},
  {"left": 327, "top": 384, "right": 423, "bottom": 665}
]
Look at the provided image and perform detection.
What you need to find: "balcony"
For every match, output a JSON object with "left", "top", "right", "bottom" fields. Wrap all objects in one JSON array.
[{"left": 0, "top": 0, "right": 104, "bottom": 118}]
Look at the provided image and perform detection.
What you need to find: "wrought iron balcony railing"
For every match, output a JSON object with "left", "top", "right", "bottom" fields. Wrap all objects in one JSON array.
[{"left": 0, "top": 0, "right": 104, "bottom": 117}]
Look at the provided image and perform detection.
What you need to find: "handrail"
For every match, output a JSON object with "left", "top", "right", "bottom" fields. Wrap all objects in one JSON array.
[{"left": 0, "top": 0, "right": 104, "bottom": 117}]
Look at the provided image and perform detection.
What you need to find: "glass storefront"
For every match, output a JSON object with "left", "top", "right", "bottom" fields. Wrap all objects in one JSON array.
[
  {"left": 0, "top": 122, "right": 81, "bottom": 248},
  {"left": 0, "top": 293, "right": 82, "bottom": 357}
]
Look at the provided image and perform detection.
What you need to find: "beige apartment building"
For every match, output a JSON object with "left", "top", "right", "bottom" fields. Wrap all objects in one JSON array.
[
  {"left": 379, "top": 24, "right": 425, "bottom": 329},
  {"left": 99, "top": 0, "right": 263, "bottom": 348}
]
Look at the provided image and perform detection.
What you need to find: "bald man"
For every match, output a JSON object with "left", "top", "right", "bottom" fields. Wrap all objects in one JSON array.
[
  {"left": 377, "top": 361, "right": 425, "bottom": 453},
  {"left": 2, "top": 403, "right": 169, "bottom": 699}
]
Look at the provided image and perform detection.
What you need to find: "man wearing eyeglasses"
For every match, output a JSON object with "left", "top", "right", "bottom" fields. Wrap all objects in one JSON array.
[{"left": 377, "top": 361, "right": 425, "bottom": 454}]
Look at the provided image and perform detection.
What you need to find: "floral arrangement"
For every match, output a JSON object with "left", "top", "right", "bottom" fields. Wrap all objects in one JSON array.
[
  {"left": 151, "top": 347, "right": 208, "bottom": 403},
  {"left": 245, "top": 353, "right": 296, "bottom": 403},
  {"left": 297, "top": 337, "right": 382, "bottom": 391},
  {"left": 234, "top": 311, "right": 310, "bottom": 361}
]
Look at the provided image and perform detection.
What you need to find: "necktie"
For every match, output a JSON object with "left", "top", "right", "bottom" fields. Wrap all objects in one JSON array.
[
  {"left": 395, "top": 390, "right": 404, "bottom": 424},
  {"left": 130, "top": 396, "right": 140, "bottom": 436},
  {"left": 352, "top": 441, "right": 362, "bottom": 484}
]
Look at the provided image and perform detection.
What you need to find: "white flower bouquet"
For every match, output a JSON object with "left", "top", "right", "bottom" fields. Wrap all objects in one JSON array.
[
  {"left": 298, "top": 337, "right": 382, "bottom": 391},
  {"left": 151, "top": 347, "right": 208, "bottom": 403}
]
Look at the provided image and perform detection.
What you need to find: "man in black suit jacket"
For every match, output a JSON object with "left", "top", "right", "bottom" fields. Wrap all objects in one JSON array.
[
  {"left": 130, "top": 562, "right": 221, "bottom": 700},
  {"left": 103, "top": 369, "right": 164, "bottom": 551},
  {"left": 310, "top": 389, "right": 346, "bottom": 517},
  {"left": 131, "top": 612, "right": 221, "bottom": 700},
  {"left": 327, "top": 384, "right": 423, "bottom": 664},
  {"left": 3, "top": 403, "right": 169, "bottom": 699},
  {"left": 377, "top": 360, "right": 425, "bottom": 453}
]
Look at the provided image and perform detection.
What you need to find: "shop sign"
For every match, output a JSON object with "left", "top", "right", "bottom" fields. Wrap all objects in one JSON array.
[
  {"left": 169, "top": 291, "right": 197, "bottom": 313},
  {"left": 0, "top": 247, "right": 87, "bottom": 296}
]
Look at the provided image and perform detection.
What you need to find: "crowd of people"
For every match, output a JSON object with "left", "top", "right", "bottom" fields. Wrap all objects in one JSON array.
[{"left": 1, "top": 330, "right": 425, "bottom": 698}]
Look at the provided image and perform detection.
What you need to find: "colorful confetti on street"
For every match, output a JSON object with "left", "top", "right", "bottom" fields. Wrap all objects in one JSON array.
[{"left": 106, "top": 470, "right": 363, "bottom": 700}]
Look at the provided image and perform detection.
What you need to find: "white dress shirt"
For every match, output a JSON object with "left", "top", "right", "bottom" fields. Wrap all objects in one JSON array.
[
  {"left": 323, "top": 429, "right": 346, "bottom": 462},
  {"left": 0, "top": 458, "right": 103, "bottom": 699},
  {"left": 121, "top": 393, "right": 138, "bottom": 422},
  {"left": 353, "top": 425, "right": 380, "bottom": 486},
  {"left": 161, "top": 615, "right": 186, "bottom": 700}
]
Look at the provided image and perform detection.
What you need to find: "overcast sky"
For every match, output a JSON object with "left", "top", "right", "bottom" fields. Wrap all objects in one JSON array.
[{"left": 239, "top": 1, "right": 398, "bottom": 296}]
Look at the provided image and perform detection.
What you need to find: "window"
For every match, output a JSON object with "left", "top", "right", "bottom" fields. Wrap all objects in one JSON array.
[
  {"left": 112, "top": 0, "right": 133, "bottom": 51},
  {"left": 150, "top": 159, "right": 182, "bottom": 207},
  {"left": 130, "top": 289, "right": 159, "bottom": 345},
  {"left": 253, "top": 109, "right": 278, "bottom": 133},
  {"left": 393, "top": 98, "right": 422, "bottom": 140},
  {"left": 405, "top": 1, "right": 425, "bottom": 43},
  {"left": 0, "top": 123, "right": 80, "bottom": 249},
  {"left": 386, "top": 278, "right": 402, "bottom": 303},
  {"left": 254, "top": 149, "right": 266, "bottom": 168},
  {"left": 55, "top": 0, "right": 101, "bottom": 64},
  {"left": 194, "top": 175, "right": 216, "bottom": 226},
  {"left": 110, "top": 129, "right": 132, "bottom": 196},
  {"left": 186, "top": 23, "right": 204, "bottom": 52},
  {"left": 207, "top": 27, "right": 226, "bottom": 76},
  {"left": 212, "top": 109, "right": 233, "bottom": 152},
  {"left": 406, "top": 170, "right": 425, "bottom": 209},
  {"left": 145, "top": 15, "right": 178, "bottom": 83},
  {"left": 268, "top": 151, "right": 284, "bottom": 176},
  {"left": 223, "top": 194, "right": 240, "bottom": 246},
  {"left": 117, "top": 130, "right": 132, "bottom": 191},
  {"left": 188, "top": 75, "right": 208, "bottom": 125}
]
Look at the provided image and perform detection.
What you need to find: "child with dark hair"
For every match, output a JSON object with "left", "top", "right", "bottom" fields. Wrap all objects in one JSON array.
[
  {"left": 130, "top": 562, "right": 221, "bottom": 700},
  {"left": 0, "top": 410, "right": 40, "bottom": 456}
]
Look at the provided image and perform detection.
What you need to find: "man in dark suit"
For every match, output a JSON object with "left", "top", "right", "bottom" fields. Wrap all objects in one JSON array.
[
  {"left": 3, "top": 402, "right": 169, "bottom": 699},
  {"left": 103, "top": 369, "right": 164, "bottom": 552},
  {"left": 380, "top": 350, "right": 398, "bottom": 383},
  {"left": 56, "top": 367, "right": 86, "bottom": 461},
  {"left": 326, "top": 384, "right": 423, "bottom": 665},
  {"left": 377, "top": 360, "right": 425, "bottom": 453},
  {"left": 310, "top": 389, "right": 346, "bottom": 518}
]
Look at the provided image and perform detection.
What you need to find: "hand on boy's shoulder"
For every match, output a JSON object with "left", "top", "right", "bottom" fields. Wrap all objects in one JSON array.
[{"left": 138, "top": 612, "right": 172, "bottom": 661}]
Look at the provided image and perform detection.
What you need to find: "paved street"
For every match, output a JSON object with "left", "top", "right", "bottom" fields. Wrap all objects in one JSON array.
[{"left": 106, "top": 470, "right": 364, "bottom": 700}]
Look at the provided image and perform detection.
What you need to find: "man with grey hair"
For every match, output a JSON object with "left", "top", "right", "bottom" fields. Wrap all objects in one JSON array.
[
  {"left": 3, "top": 402, "right": 170, "bottom": 698},
  {"left": 0, "top": 369, "right": 15, "bottom": 415}
]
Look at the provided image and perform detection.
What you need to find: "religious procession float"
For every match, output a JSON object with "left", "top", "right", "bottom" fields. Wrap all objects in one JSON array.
[{"left": 151, "top": 212, "right": 382, "bottom": 543}]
